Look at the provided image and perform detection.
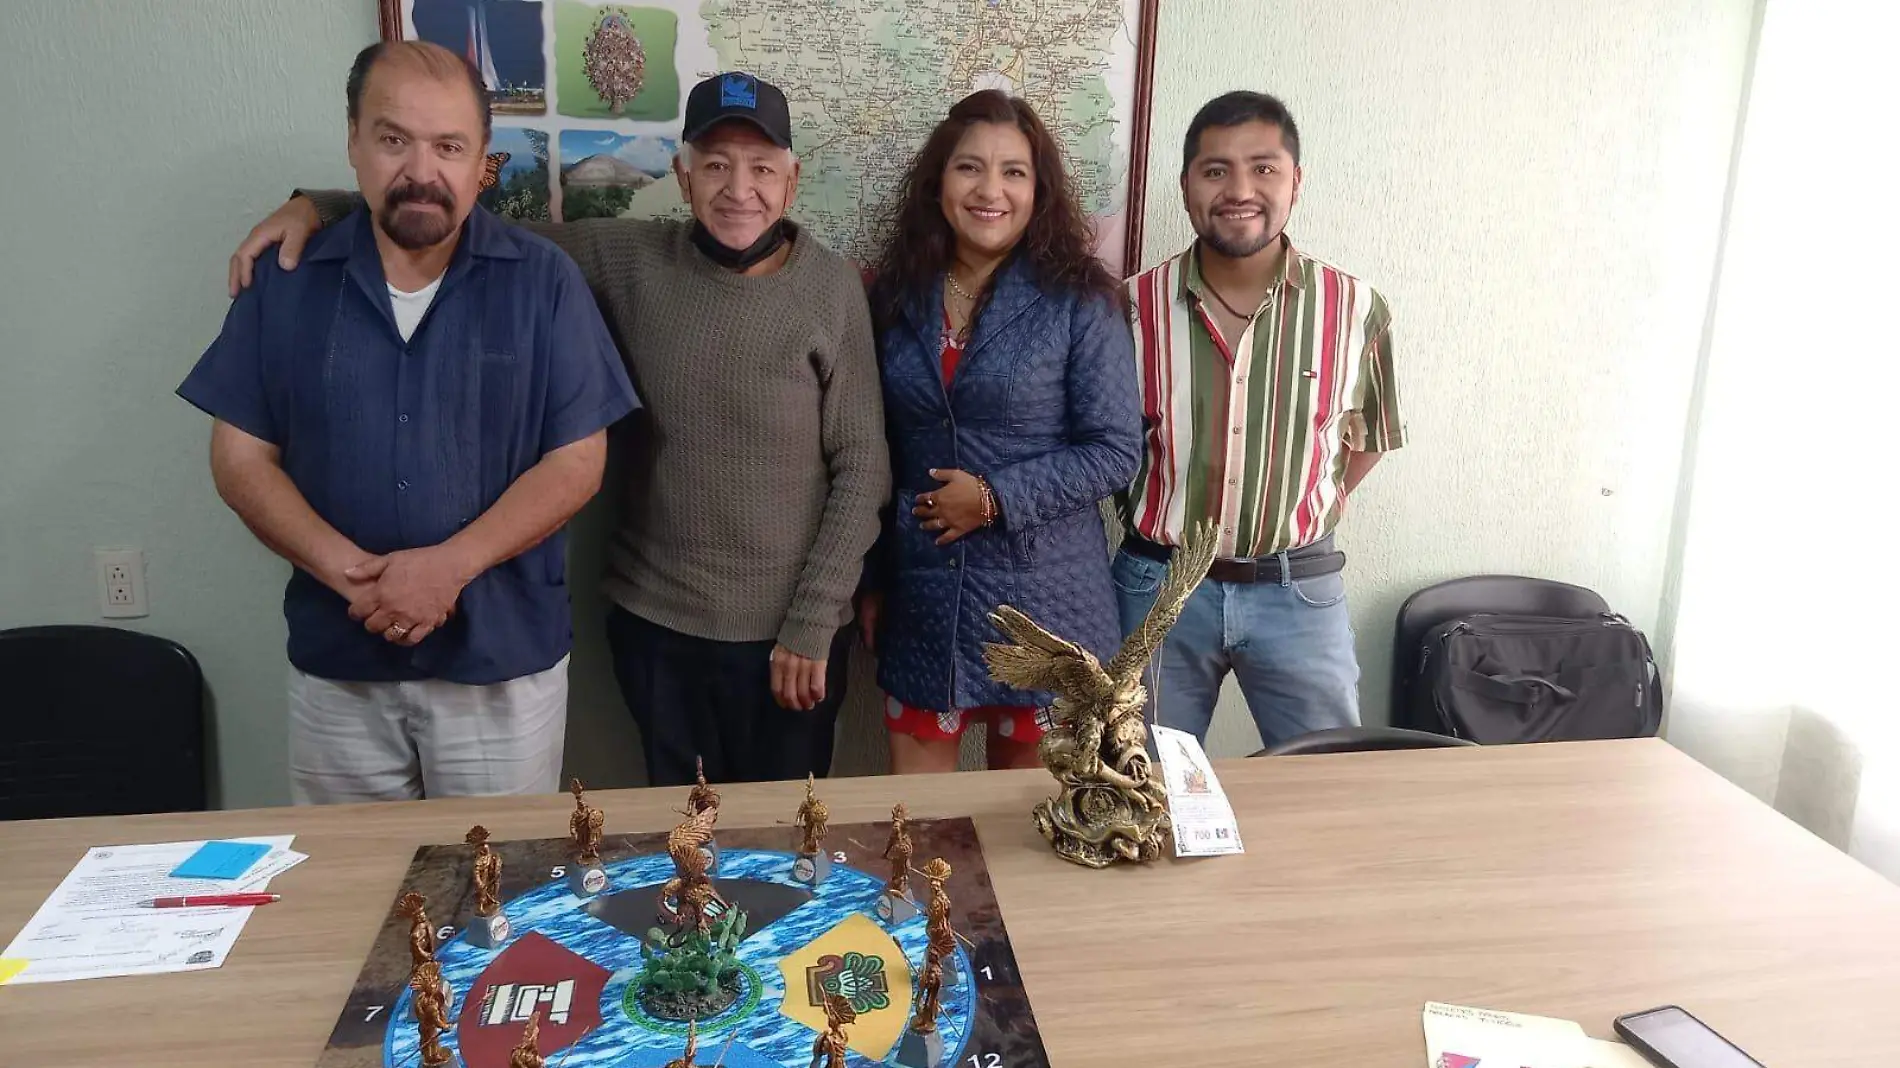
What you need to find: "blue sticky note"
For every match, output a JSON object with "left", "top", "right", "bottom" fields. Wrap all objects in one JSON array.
[{"left": 169, "top": 841, "right": 271, "bottom": 881}]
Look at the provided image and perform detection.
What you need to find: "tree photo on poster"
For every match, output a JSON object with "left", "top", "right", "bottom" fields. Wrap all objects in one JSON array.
[{"left": 377, "top": 0, "right": 1159, "bottom": 273}]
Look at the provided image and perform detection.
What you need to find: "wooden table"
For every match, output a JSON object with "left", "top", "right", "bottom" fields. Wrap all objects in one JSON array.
[{"left": 4, "top": 738, "right": 1898, "bottom": 1066}]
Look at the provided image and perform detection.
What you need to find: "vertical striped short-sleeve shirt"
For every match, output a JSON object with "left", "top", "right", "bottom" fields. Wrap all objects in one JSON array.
[{"left": 1122, "top": 238, "right": 1405, "bottom": 559}]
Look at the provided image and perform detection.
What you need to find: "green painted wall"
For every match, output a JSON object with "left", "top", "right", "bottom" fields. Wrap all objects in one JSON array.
[{"left": 3, "top": 3, "right": 378, "bottom": 808}]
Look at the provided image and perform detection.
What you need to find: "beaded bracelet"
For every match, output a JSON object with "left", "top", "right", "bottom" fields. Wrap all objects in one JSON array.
[{"left": 977, "top": 477, "right": 997, "bottom": 527}]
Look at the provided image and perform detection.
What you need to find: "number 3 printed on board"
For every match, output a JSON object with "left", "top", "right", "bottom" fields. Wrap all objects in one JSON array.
[{"left": 967, "top": 1054, "right": 1002, "bottom": 1068}]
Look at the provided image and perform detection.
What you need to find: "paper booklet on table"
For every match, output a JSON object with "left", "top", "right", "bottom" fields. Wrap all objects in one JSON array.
[
  {"left": 0, "top": 836, "right": 303, "bottom": 984},
  {"left": 1423, "top": 1002, "right": 1652, "bottom": 1068},
  {"left": 1153, "top": 725, "right": 1244, "bottom": 857}
]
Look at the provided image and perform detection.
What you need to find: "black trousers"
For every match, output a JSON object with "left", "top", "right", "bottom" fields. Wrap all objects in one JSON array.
[{"left": 606, "top": 607, "right": 850, "bottom": 787}]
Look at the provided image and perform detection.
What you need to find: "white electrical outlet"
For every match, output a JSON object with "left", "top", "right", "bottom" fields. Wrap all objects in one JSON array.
[{"left": 96, "top": 548, "right": 148, "bottom": 618}]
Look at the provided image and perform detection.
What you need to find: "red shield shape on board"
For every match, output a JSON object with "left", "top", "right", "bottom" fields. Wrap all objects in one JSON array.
[{"left": 456, "top": 932, "right": 609, "bottom": 1067}]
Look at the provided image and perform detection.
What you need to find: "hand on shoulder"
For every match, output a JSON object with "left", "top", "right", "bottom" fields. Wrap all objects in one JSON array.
[{"left": 227, "top": 196, "right": 323, "bottom": 297}]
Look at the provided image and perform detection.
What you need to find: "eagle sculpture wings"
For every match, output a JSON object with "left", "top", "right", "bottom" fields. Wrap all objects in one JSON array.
[
  {"left": 984, "top": 521, "right": 1219, "bottom": 708},
  {"left": 982, "top": 522, "right": 1219, "bottom": 867}
]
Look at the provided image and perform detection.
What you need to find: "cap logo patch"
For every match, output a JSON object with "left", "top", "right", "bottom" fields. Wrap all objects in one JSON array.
[{"left": 721, "top": 73, "right": 757, "bottom": 109}]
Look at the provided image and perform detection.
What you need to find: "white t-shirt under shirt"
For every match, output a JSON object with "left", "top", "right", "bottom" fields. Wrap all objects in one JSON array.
[{"left": 387, "top": 276, "right": 443, "bottom": 342}]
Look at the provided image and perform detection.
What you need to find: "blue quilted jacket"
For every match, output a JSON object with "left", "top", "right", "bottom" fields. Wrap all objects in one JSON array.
[{"left": 871, "top": 258, "right": 1142, "bottom": 713}]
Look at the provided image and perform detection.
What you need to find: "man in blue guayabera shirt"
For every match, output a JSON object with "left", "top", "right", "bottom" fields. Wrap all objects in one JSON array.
[{"left": 178, "top": 41, "right": 637, "bottom": 803}]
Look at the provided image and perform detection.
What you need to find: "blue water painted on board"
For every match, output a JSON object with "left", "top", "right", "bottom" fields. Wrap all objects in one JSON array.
[{"left": 382, "top": 848, "right": 974, "bottom": 1068}]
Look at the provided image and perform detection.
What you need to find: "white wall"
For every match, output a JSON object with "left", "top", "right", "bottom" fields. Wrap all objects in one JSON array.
[
  {"left": 1137, "top": 0, "right": 1758, "bottom": 757},
  {"left": 0, "top": 0, "right": 1756, "bottom": 806}
]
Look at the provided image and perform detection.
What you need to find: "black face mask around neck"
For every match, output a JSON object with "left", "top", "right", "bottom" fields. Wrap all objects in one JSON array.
[{"left": 690, "top": 220, "right": 789, "bottom": 271}]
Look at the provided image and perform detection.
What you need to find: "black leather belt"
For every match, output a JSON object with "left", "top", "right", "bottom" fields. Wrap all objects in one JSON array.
[{"left": 1122, "top": 532, "right": 1346, "bottom": 584}]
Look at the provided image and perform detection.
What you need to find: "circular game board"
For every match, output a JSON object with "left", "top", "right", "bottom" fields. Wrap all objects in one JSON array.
[{"left": 331, "top": 825, "right": 1025, "bottom": 1068}]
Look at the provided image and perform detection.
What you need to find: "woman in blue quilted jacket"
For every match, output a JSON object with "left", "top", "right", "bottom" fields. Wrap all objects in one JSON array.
[{"left": 856, "top": 90, "right": 1143, "bottom": 774}]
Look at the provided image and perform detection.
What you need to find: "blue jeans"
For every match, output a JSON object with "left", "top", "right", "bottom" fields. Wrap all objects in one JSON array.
[{"left": 1112, "top": 548, "right": 1361, "bottom": 748}]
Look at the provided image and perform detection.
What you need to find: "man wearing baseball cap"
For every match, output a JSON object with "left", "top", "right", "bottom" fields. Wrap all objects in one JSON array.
[{"left": 230, "top": 71, "right": 889, "bottom": 788}]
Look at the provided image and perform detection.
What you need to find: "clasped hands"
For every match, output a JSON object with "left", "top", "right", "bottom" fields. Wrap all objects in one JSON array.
[
  {"left": 913, "top": 468, "right": 994, "bottom": 545},
  {"left": 328, "top": 545, "right": 474, "bottom": 647}
]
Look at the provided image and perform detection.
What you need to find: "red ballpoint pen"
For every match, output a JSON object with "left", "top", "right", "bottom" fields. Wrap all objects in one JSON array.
[{"left": 139, "top": 893, "right": 281, "bottom": 909}]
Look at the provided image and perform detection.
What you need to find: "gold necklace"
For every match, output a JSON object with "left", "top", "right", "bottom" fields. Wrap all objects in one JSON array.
[
  {"left": 945, "top": 270, "right": 979, "bottom": 302},
  {"left": 942, "top": 273, "right": 976, "bottom": 340}
]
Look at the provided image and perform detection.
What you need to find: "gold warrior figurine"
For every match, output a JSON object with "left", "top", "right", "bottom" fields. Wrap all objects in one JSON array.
[
  {"left": 399, "top": 891, "right": 436, "bottom": 970},
  {"left": 400, "top": 892, "right": 452, "bottom": 1002},
  {"left": 411, "top": 963, "right": 453, "bottom": 1067},
  {"left": 509, "top": 1009, "right": 545, "bottom": 1068},
  {"left": 810, "top": 993, "right": 855, "bottom": 1068},
  {"left": 468, "top": 824, "right": 503, "bottom": 918},
  {"left": 795, "top": 774, "right": 829, "bottom": 855},
  {"left": 911, "top": 857, "right": 955, "bottom": 1033},
  {"left": 881, "top": 803, "right": 913, "bottom": 898},
  {"left": 920, "top": 858, "right": 955, "bottom": 964},
  {"left": 569, "top": 777, "right": 604, "bottom": 866}
]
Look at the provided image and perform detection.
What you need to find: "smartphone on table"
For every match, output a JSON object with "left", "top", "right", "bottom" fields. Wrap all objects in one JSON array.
[{"left": 1613, "top": 1006, "right": 1766, "bottom": 1068}]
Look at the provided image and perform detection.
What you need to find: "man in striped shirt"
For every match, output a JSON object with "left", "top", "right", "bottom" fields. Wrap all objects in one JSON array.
[{"left": 1116, "top": 91, "right": 1405, "bottom": 748}]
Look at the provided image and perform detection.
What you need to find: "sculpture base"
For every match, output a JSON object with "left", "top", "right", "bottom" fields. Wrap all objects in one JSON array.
[
  {"left": 637, "top": 970, "right": 741, "bottom": 1024},
  {"left": 791, "top": 851, "right": 831, "bottom": 887},
  {"left": 1032, "top": 781, "right": 1171, "bottom": 869},
  {"left": 891, "top": 1025, "right": 947, "bottom": 1067},
  {"left": 465, "top": 911, "right": 512, "bottom": 949},
  {"left": 567, "top": 863, "right": 608, "bottom": 898},
  {"left": 873, "top": 888, "right": 918, "bottom": 924},
  {"left": 919, "top": 1026, "right": 946, "bottom": 1067}
]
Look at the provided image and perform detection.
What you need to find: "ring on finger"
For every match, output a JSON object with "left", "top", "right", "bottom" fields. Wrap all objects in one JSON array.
[{"left": 386, "top": 623, "right": 410, "bottom": 640}]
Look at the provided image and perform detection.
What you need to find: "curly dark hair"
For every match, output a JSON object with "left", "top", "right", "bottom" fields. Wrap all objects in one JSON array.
[{"left": 868, "top": 90, "right": 1121, "bottom": 331}]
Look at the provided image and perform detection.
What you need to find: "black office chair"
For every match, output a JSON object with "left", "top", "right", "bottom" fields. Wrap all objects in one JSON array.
[
  {"left": 1255, "top": 725, "right": 1479, "bottom": 757},
  {"left": 1389, "top": 576, "right": 1610, "bottom": 733},
  {"left": 0, "top": 625, "right": 207, "bottom": 820}
]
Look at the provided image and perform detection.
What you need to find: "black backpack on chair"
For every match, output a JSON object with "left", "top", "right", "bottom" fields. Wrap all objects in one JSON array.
[
  {"left": 1392, "top": 577, "right": 1663, "bottom": 744},
  {"left": 1412, "top": 613, "right": 1662, "bottom": 742}
]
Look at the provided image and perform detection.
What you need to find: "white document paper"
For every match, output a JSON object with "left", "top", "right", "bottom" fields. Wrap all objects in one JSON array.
[
  {"left": 1578, "top": 1038, "right": 1653, "bottom": 1068},
  {"left": 0, "top": 835, "right": 295, "bottom": 984},
  {"left": 1152, "top": 725, "right": 1244, "bottom": 857},
  {"left": 1422, "top": 1003, "right": 1648, "bottom": 1068},
  {"left": 1424, "top": 1001, "right": 1585, "bottom": 1067},
  {"left": 233, "top": 847, "right": 308, "bottom": 890}
]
